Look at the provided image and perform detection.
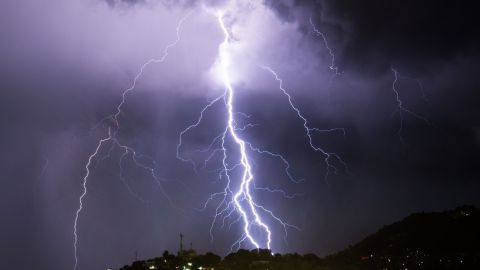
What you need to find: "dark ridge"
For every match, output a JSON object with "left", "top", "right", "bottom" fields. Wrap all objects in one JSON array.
[
  {"left": 115, "top": 205, "right": 480, "bottom": 270},
  {"left": 325, "top": 205, "right": 480, "bottom": 269}
]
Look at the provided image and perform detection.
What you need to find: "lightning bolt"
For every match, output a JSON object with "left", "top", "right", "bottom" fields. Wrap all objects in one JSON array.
[
  {"left": 390, "top": 67, "right": 432, "bottom": 144},
  {"left": 73, "top": 12, "right": 190, "bottom": 270},
  {"left": 309, "top": 17, "right": 341, "bottom": 75},
  {"left": 260, "top": 66, "right": 348, "bottom": 179},
  {"left": 73, "top": 130, "right": 111, "bottom": 270},
  {"left": 217, "top": 11, "right": 275, "bottom": 250},
  {"left": 75, "top": 1, "right": 348, "bottom": 262},
  {"left": 178, "top": 9, "right": 303, "bottom": 251},
  {"left": 177, "top": 5, "right": 348, "bottom": 252}
]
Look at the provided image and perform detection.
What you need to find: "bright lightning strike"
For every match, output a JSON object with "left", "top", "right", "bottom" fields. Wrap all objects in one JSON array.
[
  {"left": 75, "top": 1, "right": 348, "bottom": 263},
  {"left": 177, "top": 5, "right": 346, "bottom": 252},
  {"left": 216, "top": 11, "right": 304, "bottom": 251},
  {"left": 177, "top": 9, "right": 302, "bottom": 251},
  {"left": 73, "top": 13, "right": 191, "bottom": 270},
  {"left": 216, "top": 10, "right": 274, "bottom": 250}
]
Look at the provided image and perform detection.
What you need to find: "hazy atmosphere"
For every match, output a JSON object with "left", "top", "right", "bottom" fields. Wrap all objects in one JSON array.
[{"left": 1, "top": 0, "right": 479, "bottom": 269}]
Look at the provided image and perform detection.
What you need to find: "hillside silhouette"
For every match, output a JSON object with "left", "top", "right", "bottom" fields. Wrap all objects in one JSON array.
[
  {"left": 117, "top": 205, "right": 480, "bottom": 270},
  {"left": 325, "top": 205, "right": 480, "bottom": 269}
]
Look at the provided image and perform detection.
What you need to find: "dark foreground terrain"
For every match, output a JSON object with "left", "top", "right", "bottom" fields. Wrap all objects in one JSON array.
[{"left": 117, "top": 206, "right": 480, "bottom": 270}]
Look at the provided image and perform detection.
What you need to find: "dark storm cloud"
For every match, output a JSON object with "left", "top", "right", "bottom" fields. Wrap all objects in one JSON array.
[
  {"left": 263, "top": 0, "right": 295, "bottom": 22},
  {"left": 278, "top": 0, "right": 479, "bottom": 75},
  {"left": 261, "top": 0, "right": 480, "bottom": 183},
  {"left": 261, "top": 0, "right": 480, "bottom": 253}
]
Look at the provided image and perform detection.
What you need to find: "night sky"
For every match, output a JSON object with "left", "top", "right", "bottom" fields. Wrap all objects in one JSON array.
[{"left": 1, "top": 0, "right": 479, "bottom": 269}]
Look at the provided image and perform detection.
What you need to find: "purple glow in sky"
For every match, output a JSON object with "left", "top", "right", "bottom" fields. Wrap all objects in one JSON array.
[{"left": 0, "top": 0, "right": 479, "bottom": 269}]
